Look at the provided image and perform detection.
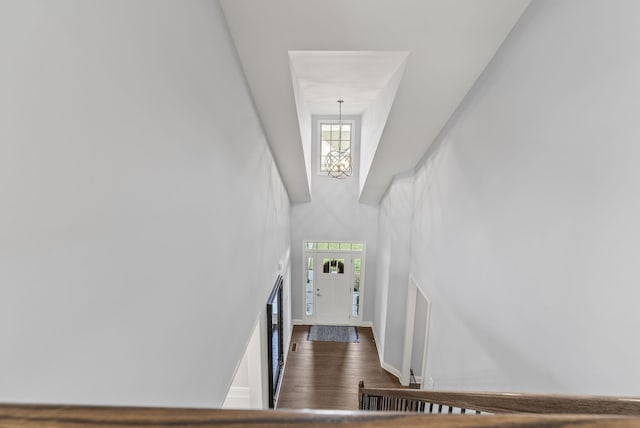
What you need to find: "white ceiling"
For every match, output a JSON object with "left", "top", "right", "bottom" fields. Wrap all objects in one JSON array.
[
  {"left": 220, "top": 0, "right": 530, "bottom": 203},
  {"left": 289, "top": 51, "right": 409, "bottom": 115}
]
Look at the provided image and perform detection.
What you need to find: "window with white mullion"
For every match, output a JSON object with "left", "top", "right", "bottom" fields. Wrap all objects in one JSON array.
[{"left": 319, "top": 122, "right": 352, "bottom": 172}]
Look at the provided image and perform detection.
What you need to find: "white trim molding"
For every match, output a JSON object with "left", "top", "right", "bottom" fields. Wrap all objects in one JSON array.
[{"left": 401, "top": 275, "right": 432, "bottom": 388}]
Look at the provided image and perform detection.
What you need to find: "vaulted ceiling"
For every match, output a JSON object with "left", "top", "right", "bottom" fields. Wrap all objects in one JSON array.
[{"left": 220, "top": 0, "right": 530, "bottom": 203}]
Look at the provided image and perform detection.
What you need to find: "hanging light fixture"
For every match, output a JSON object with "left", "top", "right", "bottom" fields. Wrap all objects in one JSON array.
[{"left": 326, "top": 99, "right": 352, "bottom": 178}]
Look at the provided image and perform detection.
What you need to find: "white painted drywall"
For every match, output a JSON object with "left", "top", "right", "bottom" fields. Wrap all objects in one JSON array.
[
  {"left": 222, "top": 315, "right": 265, "bottom": 409},
  {"left": 373, "top": 196, "right": 391, "bottom": 354},
  {"left": 289, "top": 60, "right": 313, "bottom": 196},
  {"left": 359, "top": 59, "right": 407, "bottom": 199},
  {"left": 0, "top": 0, "right": 290, "bottom": 407},
  {"left": 375, "top": 173, "right": 414, "bottom": 373},
  {"left": 221, "top": 0, "right": 530, "bottom": 204},
  {"left": 411, "top": 290, "right": 428, "bottom": 380},
  {"left": 290, "top": 116, "right": 379, "bottom": 322},
  {"left": 377, "top": 0, "right": 640, "bottom": 395}
]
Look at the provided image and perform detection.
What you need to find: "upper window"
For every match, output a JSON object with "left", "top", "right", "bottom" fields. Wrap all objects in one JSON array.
[
  {"left": 319, "top": 122, "right": 352, "bottom": 172},
  {"left": 304, "top": 241, "right": 364, "bottom": 252}
]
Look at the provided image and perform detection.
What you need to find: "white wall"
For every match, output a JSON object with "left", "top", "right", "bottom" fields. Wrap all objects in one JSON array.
[
  {"left": 377, "top": 0, "right": 640, "bottom": 395},
  {"left": 410, "top": 290, "right": 428, "bottom": 380},
  {"left": 0, "top": 0, "right": 290, "bottom": 407},
  {"left": 359, "top": 60, "right": 407, "bottom": 198},
  {"left": 222, "top": 316, "right": 265, "bottom": 409},
  {"left": 289, "top": 60, "right": 313, "bottom": 197},
  {"left": 290, "top": 116, "right": 379, "bottom": 322},
  {"left": 374, "top": 172, "right": 414, "bottom": 374}
]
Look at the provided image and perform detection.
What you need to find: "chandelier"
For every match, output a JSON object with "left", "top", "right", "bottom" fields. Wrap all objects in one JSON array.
[{"left": 326, "top": 99, "right": 352, "bottom": 178}]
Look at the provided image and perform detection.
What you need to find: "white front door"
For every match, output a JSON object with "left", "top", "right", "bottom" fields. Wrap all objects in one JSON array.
[{"left": 315, "top": 253, "right": 352, "bottom": 324}]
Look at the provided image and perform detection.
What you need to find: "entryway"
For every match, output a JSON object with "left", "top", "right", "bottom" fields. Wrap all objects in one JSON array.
[
  {"left": 276, "top": 325, "right": 399, "bottom": 409},
  {"left": 302, "top": 241, "right": 365, "bottom": 325}
]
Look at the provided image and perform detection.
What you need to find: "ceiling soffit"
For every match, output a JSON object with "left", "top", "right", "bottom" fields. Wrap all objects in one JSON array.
[{"left": 220, "top": 0, "right": 531, "bottom": 203}]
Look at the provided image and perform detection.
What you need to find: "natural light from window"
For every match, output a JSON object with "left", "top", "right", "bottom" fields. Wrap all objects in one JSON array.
[{"left": 320, "top": 122, "right": 351, "bottom": 172}]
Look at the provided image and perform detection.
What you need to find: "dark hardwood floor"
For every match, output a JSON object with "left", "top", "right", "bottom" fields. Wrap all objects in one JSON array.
[{"left": 276, "top": 325, "right": 401, "bottom": 410}]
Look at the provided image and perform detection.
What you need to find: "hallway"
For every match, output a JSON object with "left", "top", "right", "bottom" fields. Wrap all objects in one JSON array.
[{"left": 276, "top": 325, "right": 401, "bottom": 410}]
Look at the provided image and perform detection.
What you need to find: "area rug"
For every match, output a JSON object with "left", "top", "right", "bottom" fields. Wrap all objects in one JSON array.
[{"left": 307, "top": 325, "right": 359, "bottom": 343}]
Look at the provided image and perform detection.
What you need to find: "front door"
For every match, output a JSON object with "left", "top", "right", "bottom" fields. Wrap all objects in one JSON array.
[{"left": 315, "top": 253, "right": 352, "bottom": 324}]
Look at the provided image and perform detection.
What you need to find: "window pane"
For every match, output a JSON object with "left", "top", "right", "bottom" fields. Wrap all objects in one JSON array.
[
  {"left": 352, "top": 257, "right": 361, "bottom": 317},
  {"left": 319, "top": 123, "right": 351, "bottom": 173},
  {"left": 306, "top": 256, "right": 313, "bottom": 315},
  {"left": 317, "top": 242, "right": 329, "bottom": 250},
  {"left": 352, "top": 243, "right": 363, "bottom": 252},
  {"left": 339, "top": 242, "right": 351, "bottom": 251},
  {"left": 322, "top": 258, "right": 345, "bottom": 274},
  {"left": 328, "top": 242, "right": 340, "bottom": 250},
  {"left": 352, "top": 295, "right": 359, "bottom": 317}
]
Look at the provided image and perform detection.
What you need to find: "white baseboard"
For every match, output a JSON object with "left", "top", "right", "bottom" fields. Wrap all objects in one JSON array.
[
  {"left": 369, "top": 323, "right": 384, "bottom": 368},
  {"left": 292, "top": 319, "right": 304, "bottom": 325},
  {"left": 283, "top": 320, "right": 294, "bottom": 365},
  {"left": 369, "top": 322, "right": 403, "bottom": 384},
  {"left": 356, "top": 320, "right": 373, "bottom": 327},
  {"left": 222, "top": 386, "right": 250, "bottom": 409},
  {"left": 382, "top": 361, "right": 402, "bottom": 381}
]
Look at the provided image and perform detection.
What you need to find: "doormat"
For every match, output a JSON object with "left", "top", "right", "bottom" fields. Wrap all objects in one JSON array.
[{"left": 307, "top": 325, "right": 359, "bottom": 343}]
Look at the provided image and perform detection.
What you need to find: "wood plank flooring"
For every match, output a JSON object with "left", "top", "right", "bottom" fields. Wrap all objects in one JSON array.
[{"left": 276, "top": 325, "right": 401, "bottom": 410}]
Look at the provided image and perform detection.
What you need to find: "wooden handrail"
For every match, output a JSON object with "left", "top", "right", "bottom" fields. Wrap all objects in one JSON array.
[
  {"left": 1, "top": 403, "right": 640, "bottom": 427},
  {"left": 359, "top": 382, "right": 640, "bottom": 415}
]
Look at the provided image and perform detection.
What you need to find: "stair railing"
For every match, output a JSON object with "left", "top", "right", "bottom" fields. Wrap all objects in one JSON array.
[{"left": 359, "top": 380, "right": 640, "bottom": 416}]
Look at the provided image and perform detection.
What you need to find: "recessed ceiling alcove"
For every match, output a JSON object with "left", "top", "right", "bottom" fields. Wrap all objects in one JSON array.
[{"left": 289, "top": 51, "right": 409, "bottom": 115}]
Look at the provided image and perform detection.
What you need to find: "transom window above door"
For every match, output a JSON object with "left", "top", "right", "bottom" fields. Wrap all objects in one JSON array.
[{"left": 305, "top": 241, "right": 364, "bottom": 251}]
